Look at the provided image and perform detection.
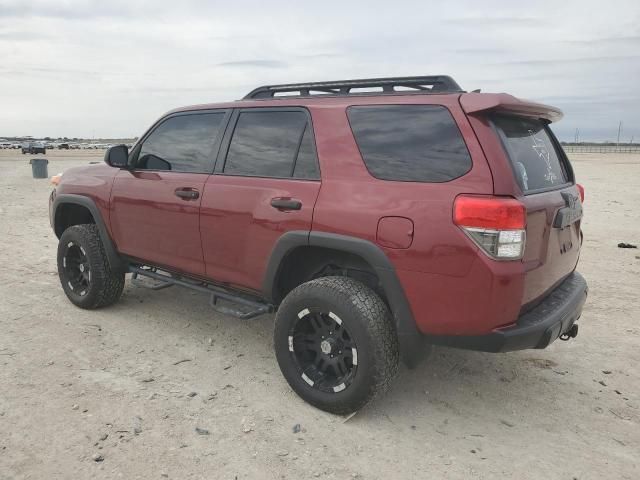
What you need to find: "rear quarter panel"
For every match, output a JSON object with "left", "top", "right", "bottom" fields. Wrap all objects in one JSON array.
[{"left": 309, "top": 96, "right": 522, "bottom": 335}]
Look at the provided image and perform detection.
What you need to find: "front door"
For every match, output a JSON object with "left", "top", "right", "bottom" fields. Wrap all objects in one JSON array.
[
  {"left": 200, "top": 108, "right": 321, "bottom": 291},
  {"left": 110, "top": 110, "right": 229, "bottom": 276}
]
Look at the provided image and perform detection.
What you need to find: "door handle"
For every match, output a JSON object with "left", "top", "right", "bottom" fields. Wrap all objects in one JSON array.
[
  {"left": 175, "top": 188, "right": 200, "bottom": 200},
  {"left": 270, "top": 198, "right": 302, "bottom": 211}
]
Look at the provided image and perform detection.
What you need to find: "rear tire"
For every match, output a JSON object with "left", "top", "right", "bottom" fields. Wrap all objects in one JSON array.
[
  {"left": 57, "top": 224, "right": 125, "bottom": 309},
  {"left": 274, "top": 276, "right": 399, "bottom": 414}
]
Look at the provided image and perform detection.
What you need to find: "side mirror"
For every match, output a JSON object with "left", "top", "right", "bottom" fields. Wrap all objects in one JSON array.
[{"left": 104, "top": 144, "right": 129, "bottom": 168}]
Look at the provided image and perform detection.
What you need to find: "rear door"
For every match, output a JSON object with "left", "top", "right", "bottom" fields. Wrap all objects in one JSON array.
[
  {"left": 110, "top": 110, "right": 229, "bottom": 276},
  {"left": 492, "top": 115, "right": 582, "bottom": 305},
  {"left": 200, "top": 107, "right": 321, "bottom": 291}
]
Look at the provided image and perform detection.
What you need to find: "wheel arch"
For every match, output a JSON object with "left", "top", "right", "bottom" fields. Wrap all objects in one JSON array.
[
  {"left": 263, "top": 230, "right": 427, "bottom": 368},
  {"left": 52, "top": 194, "right": 126, "bottom": 273}
]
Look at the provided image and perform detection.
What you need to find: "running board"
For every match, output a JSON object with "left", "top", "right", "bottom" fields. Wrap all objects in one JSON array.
[
  {"left": 129, "top": 265, "right": 274, "bottom": 319},
  {"left": 131, "top": 270, "right": 174, "bottom": 290}
]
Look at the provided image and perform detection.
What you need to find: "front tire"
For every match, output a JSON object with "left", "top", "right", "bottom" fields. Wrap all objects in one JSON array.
[
  {"left": 57, "top": 224, "right": 125, "bottom": 309},
  {"left": 274, "top": 276, "right": 399, "bottom": 414}
]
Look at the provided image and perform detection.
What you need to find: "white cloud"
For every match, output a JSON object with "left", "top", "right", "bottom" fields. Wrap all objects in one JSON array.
[{"left": 1, "top": 0, "right": 639, "bottom": 140}]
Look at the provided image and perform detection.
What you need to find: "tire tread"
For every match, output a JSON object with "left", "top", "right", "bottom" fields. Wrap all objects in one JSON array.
[
  {"left": 275, "top": 276, "right": 399, "bottom": 414},
  {"left": 58, "top": 224, "right": 124, "bottom": 309}
]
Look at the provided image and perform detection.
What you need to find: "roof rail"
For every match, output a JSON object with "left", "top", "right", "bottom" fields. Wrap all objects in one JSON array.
[{"left": 243, "top": 75, "right": 463, "bottom": 99}]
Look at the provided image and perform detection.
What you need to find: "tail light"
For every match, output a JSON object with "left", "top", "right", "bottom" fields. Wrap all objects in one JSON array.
[
  {"left": 576, "top": 183, "right": 585, "bottom": 203},
  {"left": 454, "top": 195, "right": 526, "bottom": 260}
]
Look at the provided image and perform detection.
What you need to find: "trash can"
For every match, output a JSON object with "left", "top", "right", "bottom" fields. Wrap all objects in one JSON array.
[{"left": 29, "top": 158, "right": 49, "bottom": 179}]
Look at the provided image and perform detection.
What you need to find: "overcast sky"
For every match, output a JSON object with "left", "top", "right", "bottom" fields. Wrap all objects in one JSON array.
[{"left": 1, "top": 0, "right": 639, "bottom": 141}]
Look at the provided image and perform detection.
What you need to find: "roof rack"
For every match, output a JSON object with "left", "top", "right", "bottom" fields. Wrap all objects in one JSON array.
[{"left": 243, "top": 75, "right": 463, "bottom": 99}]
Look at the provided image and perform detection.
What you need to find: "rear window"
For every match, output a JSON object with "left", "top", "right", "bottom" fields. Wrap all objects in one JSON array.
[
  {"left": 224, "top": 110, "right": 319, "bottom": 179},
  {"left": 492, "top": 115, "right": 568, "bottom": 192},
  {"left": 347, "top": 105, "right": 472, "bottom": 182}
]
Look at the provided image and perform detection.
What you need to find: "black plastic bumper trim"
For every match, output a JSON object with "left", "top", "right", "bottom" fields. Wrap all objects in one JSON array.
[{"left": 427, "top": 272, "right": 588, "bottom": 352}]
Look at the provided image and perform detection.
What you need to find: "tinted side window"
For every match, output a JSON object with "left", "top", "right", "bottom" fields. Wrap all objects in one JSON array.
[
  {"left": 347, "top": 105, "right": 472, "bottom": 182},
  {"left": 492, "top": 115, "right": 568, "bottom": 192},
  {"left": 293, "top": 125, "right": 320, "bottom": 179},
  {"left": 136, "top": 113, "right": 225, "bottom": 173},
  {"left": 224, "top": 111, "right": 313, "bottom": 178}
]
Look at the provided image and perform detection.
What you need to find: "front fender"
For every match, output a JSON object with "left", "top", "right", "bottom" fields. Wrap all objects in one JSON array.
[{"left": 51, "top": 194, "right": 126, "bottom": 273}]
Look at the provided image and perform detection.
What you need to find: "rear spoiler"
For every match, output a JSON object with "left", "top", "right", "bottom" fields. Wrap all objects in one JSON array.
[{"left": 459, "top": 92, "right": 563, "bottom": 123}]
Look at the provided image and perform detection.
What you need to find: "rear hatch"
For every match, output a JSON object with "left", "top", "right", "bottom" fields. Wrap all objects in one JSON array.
[{"left": 491, "top": 114, "right": 582, "bottom": 306}]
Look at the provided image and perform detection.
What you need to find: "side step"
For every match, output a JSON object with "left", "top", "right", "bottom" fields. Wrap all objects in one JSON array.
[
  {"left": 129, "top": 265, "right": 274, "bottom": 320},
  {"left": 131, "top": 270, "right": 174, "bottom": 290}
]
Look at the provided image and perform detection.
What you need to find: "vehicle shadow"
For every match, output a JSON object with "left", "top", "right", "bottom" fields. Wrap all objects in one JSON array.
[{"left": 361, "top": 342, "right": 578, "bottom": 428}]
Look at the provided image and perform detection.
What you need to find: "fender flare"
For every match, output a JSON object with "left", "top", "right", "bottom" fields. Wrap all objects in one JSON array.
[
  {"left": 51, "top": 194, "right": 126, "bottom": 273},
  {"left": 262, "top": 230, "right": 427, "bottom": 368}
]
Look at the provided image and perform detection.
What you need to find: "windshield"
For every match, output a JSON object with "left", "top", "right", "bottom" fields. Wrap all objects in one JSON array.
[{"left": 493, "top": 115, "right": 569, "bottom": 193}]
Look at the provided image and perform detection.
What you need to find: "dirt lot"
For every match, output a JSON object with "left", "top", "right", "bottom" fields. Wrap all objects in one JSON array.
[{"left": 0, "top": 149, "right": 638, "bottom": 479}]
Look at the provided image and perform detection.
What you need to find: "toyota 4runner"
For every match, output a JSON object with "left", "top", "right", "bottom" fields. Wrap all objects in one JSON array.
[{"left": 49, "top": 76, "right": 587, "bottom": 414}]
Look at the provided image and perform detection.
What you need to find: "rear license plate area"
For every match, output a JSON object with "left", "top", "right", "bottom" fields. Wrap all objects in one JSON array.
[{"left": 553, "top": 191, "right": 583, "bottom": 228}]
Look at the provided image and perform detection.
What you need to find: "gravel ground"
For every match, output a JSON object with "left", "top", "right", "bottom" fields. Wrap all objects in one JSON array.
[{"left": 0, "top": 150, "right": 638, "bottom": 479}]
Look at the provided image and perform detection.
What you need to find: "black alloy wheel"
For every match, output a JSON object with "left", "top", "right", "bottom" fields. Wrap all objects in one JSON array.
[
  {"left": 57, "top": 224, "right": 125, "bottom": 309},
  {"left": 62, "top": 240, "right": 92, "bottom": 296},
  {"left": 289, "top": 308, "right": 358, "bottom": 393},
  {"left": 274, "top": 276, "right": 399, "bottom": 414}
]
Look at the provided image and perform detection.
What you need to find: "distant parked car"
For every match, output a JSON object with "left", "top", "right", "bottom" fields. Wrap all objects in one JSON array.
[
  {"left": 58, "top": 143, "right": 70, "bottom": 150},
  {"left": 21, "top": 142, "right": 46, "bottom": 154},
  {"left": 0, "top": 142, "right": 12, "bottom": 149}
]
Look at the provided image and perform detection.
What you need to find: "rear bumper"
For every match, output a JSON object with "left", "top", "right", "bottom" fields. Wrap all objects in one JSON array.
[{"left": 428, "top": 271, "right": 588, "bottom": 352}]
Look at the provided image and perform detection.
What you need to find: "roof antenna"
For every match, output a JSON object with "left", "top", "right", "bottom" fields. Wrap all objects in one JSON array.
[{"left": 471, "top": 89, "right": 481, "bottom": 93}]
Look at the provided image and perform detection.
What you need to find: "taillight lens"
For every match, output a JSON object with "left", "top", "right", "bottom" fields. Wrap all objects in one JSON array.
[
  {"left": 576, "top": 183, "right": 585, "bottom": 203},
  {"left": 454, "top": 195, "right": 527, "bottom": 260}
]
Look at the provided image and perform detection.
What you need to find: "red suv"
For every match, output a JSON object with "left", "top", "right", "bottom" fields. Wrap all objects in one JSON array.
[{"left": 50, "top": 76, "right": 587, "bottom": 414}]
